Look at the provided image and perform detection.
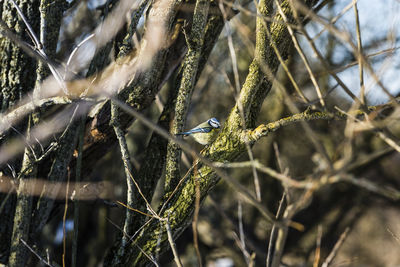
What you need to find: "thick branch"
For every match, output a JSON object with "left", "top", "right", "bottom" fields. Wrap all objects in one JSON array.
[{"left": 164, "top": 0, "right": 211, "bottom": 194}]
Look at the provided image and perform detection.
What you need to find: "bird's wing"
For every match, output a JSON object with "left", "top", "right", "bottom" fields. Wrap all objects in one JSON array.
[
  {"left": 188, "top": 127, "right": 213, "bottom": 134},
  {"left": 177, "top": 127, "right": 213, "bottom": 136}
]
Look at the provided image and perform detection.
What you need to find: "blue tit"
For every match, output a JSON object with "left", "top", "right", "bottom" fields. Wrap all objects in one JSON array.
[{"left": 176, "top": 117, "right": 221, "bottom": 145}]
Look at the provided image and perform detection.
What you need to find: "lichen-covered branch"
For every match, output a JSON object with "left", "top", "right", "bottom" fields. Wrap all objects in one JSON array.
[
  {"left": 8, "top": 116, "right": 37, "bottom": 267},
  {"left": 164, "top": 0, "right": 211, "bottom": 194},
  {"left": 247, "top": 109, "right": 344, "bottom": 143}
]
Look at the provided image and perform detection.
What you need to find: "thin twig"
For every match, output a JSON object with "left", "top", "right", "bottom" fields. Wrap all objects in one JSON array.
[
  {"left": 20, "top": 239, "right": 56, "bottom": 267},
  {"left": 275, "top": 0, "right": 325, "bottom": 107},
  {"left": 165, "top": 216, "right": 183, "bottom": 267},
  {"left": 386, "top": 228, "right": 400, "bottom": 246},
  {"left": 192, "top": 165, "right": 203, "bottom": 267},
  {"left": 353, "top": 0, "right": 365, "bottom": 104},
  {"left": 289, "top": 0, "right": 361, "bottom": 104},
  {"left": 264, "top": 23, "right": 309, "bottom": 103},
  {"left": 321, "top": 227, "right": 350, "bottom": 267},
  {"left": 311, "top": 1, "right": 354, "bottom": 41},
  {"left": 292, "top": 0, "right": 396, "bottom": 103},
  {"left": 376, "top": 131, "right": 400, "bottom": 153},
  {"left": 62, "top": 171, "right": 71, "bottom": 267},
  {"left": 213, "top": 161, "right": 308, "bottom": 188},
  {"left": 209, "top": 196, "right": 264, "bottom": 257},
  {"left": 64, "top": 34, "right": 95, "bottom": 80},
  {"left": 238, "top": 200, "right": 250, "bottom": 264},
  {"left": 106, "top": 217, "right": 160, "bottom": 266},
  {"left": 232, "top": 231, "right": 251, "bottom": 261},
  {"left": 111, "top": 102, "right": 138, "bottom": 239},
  {"left": 335, "top": 106, "right": 400, "bottom": 153},
  {"left": 116, "top": 201, "right": 154, "bottom": 218}
]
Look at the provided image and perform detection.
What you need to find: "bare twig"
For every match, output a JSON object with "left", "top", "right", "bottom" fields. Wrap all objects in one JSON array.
[
  {"left": 65, "top": 34, "right": 95, "bottom": 80},
  {"left": 353, "top": 0, "right": 365, "bottom": 103},
  {"left": 165, "top": 216, "right": 183, "bottom": 267},
  {"left": 106, "top": 217, "right": 160, "bottom": 266},
  {"left": 322, "top": 227, "right": 350, "bottom": 267},
  {"left": 238, "top": 200, "right": 251, "bottom": 264},
  {"left": 334, "top": 106, "right": 400, "bottom": 153},
  {"left": 62, "top": 171, "right": 71, "bottom": 267},
  {"left": 192, "top": 165, "right": 203, "bottom": 267},
  {"left": 111, "top": 102, "right": 138, "bottom": 240},
  {"left": 213, "top": 161, "right": 308, "bottom": 188},
  {"left": 20, "top": 239, "right": 56, "bottom": 267},
  {"left": 312, "top": 1, "right": 354, "bottom": 41},
  {"left": 292, "top": 0, "right": 396, "bottom": 103},
  {"left": 275, "top": 0, "right": 325, "bottom": 107}
]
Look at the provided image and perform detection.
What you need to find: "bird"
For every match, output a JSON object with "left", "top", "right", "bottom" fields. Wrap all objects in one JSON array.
[{"left": 176, "top": 117, "right": 221, "bottom": 145}]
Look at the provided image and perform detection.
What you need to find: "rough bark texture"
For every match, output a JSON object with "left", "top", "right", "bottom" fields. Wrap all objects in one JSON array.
[
  {"left": 0, "top": 0, "right": 40, "bottom": 263},
  {"left": 0, "top": 0, "right": 39, "bottom": 110}
]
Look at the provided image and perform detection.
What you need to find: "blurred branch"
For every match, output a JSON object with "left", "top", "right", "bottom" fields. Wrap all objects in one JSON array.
[
  {"left": 0, "top": 97, "right": 72, "bottom": 137},
  {"left": 215, "top": 154, "right": 400, "bottom": 201},
  {"left": 313, "top": 225, "right": 323, "bottom": 267},
  {"left": 266, "top": 192, "right": 287, "bottom": 267},
  {"left": 116, "top": 0, "right": 151, "bottom": 58},
  {"left": 334, "top": 174, "right": 400, "bottom": 201}
]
